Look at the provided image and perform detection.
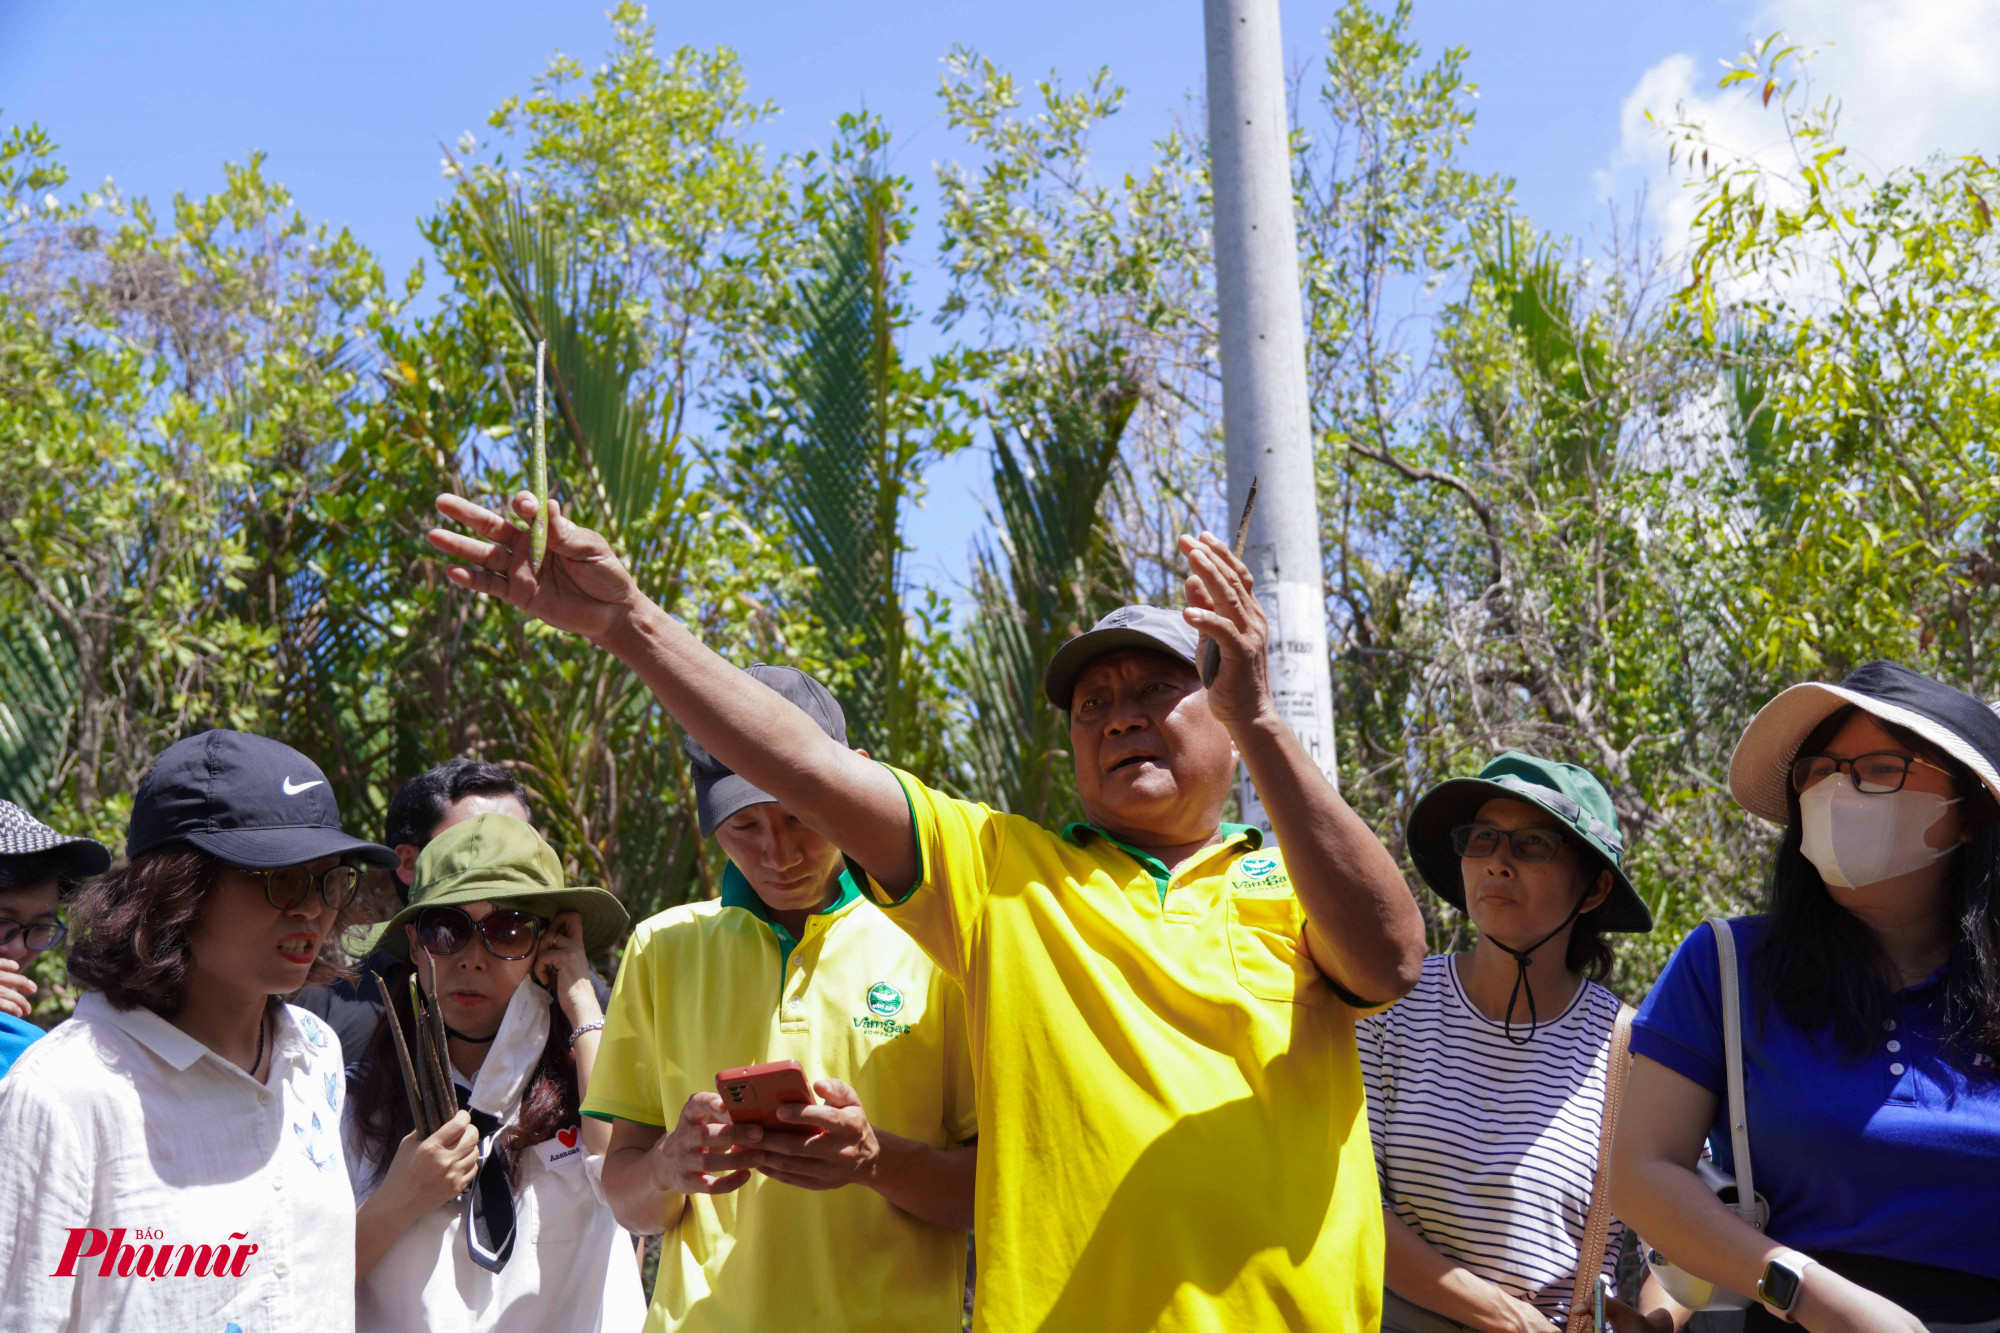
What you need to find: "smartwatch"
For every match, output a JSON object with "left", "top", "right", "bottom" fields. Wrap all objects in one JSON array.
[{"left": 1756, "top": 1251, "right": 1816, "bottom": 1321}]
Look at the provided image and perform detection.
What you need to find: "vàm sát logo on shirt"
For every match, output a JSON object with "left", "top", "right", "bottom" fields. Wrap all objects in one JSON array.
[
  {"left": 852, "top": 981, "right": 913, "bottom": 1038},
  {"left": 1233, "top": 855, "right": 1291, "bottom": 892}
]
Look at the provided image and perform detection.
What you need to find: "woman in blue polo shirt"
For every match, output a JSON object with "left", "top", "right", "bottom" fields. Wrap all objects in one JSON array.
[{"left": 1612, "top": 662, "right": 2000, "bottom": 1331}]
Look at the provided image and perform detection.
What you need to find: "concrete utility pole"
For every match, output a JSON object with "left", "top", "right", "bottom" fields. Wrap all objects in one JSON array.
[{"left": 1203, "top": 0, "right": 1340, "bottom": 822}]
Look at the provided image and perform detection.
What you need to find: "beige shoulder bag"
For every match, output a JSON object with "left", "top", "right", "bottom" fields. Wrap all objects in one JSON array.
[{"left": 1564, "top": 1004, "right": 1634, "bottom": 1333}]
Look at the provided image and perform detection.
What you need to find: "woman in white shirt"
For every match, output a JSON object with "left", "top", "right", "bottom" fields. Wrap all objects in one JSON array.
[
  {"left": 1360, "top": 751, "right": 1683, "bottom": 1333},
  {"left": 342, "top": 811, "right": 643, "bottom": 1333},
  {"left": 0, "top": 728, "right": 397, "bottom": 1333}
]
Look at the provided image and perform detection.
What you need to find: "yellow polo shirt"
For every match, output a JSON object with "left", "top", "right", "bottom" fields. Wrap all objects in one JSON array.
[
  {"left": 862, "top": 767, "right": 1383, "bottom": 1333},
  {"left": 583, "top": 863, "right": 977, "bottom": 1333}
]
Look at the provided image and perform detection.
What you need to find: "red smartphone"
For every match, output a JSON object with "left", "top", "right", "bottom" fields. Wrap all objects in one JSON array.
[{"left": 714, "top": 1059, "right": 816, "bottom": 1128}]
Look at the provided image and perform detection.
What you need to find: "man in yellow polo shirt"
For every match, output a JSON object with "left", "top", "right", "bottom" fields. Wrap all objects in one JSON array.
[
  {"left": 584, "top": 664, "right": 977, "bottom": 1332},
  {"left": 430, "top": 491, "right": 1429, "bottom": 1331}
]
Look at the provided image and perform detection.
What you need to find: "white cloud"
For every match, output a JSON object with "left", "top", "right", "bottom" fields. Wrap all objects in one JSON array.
[{"left": 1601, "top": 0, "right": 2000, "bottom": 258}]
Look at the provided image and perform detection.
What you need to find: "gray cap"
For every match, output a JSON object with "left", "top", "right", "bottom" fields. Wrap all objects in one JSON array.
[
  {"left": 1041, "top": 605, "right": 1201, "bottom": 710},
  {"left": 684, "top": 665, "right": 848, "bottom": 837}
]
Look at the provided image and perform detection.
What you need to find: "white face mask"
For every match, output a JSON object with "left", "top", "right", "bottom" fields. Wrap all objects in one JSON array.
[{"left": 1797, "top": 773, "right": 1962, "bottom": 889}]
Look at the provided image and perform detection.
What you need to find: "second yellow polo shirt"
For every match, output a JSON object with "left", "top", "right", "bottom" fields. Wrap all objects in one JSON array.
[
  {"left": 862, "top": 766, "right": 1384, "bottom": 1333},
  {"left": 584, "top": 863, "right": 977, "bottom": 1333}
]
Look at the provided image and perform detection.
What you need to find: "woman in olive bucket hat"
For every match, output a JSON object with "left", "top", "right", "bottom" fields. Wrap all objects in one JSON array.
[
  {"left": 341, "top": 812, "right": 642, "bottom": 1333},
  {"left": 1358, "top": 752, "right": 1683, "bottom": 1333},
  {"left": 1614, "top": 662, "right": 2000, "bottom": 1329}
]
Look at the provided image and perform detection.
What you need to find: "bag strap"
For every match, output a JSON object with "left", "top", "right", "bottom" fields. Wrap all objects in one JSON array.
[
  {"left": 1705, "top": 914, "right": 1758, "bottom": 1224},
  {"left": 1564, "top": 1003, "right": 1634, "bottom": 1333}
]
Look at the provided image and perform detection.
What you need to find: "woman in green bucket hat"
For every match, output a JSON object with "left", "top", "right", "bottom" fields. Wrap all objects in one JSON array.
[
  {"left": 339, "top": 812, "right": 641, "bottom": 1332},
  {"left": 1357, "top": 752, "right": 1685, "bottom": 1333}
]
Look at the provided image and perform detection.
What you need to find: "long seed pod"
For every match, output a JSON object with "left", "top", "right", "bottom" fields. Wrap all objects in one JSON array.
[
  {"left": 531, "top": 338, "right": 549, "bottom": 570},
  {"left": 418, "top": 950, "right": 456, "bottom": 1117},
  {"left": 373, "top": 972, "right": 431, "bottom": 1137},
  {"left": 408, "top": 972, "right": 452, "bottom": 1132}
]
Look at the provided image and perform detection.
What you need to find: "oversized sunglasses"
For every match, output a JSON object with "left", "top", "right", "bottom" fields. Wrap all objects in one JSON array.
[
  {"left": 1450, "top": 824, "right": 1571, "bottom": 864},
  {"left": 414, "top": 905, "right": 545, "bottom": 961},
  {"left": 242, "top": 862, "right": 362, "bottom": 913},
  {"left": 0, "top": 918, "right": 66, "bottom": 951}
]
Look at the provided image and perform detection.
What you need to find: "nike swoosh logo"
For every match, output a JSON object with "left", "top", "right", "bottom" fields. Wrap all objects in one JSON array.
[{"left": 281, "top": 777, "right": 326, "bottom": 796}]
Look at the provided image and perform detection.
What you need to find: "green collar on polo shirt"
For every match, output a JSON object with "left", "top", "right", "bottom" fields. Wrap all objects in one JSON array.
[
  {"left": 719, "top": 860, "right": 862, "bottom": 971},
  {"left": 1059, "top": 820, "right": 1263, "bottom": 902}
]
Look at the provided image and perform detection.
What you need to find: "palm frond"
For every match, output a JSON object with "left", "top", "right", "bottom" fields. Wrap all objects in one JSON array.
[
  {"left": 0, "top": 602, "right": 78, "bottom": 811},
  {"left": 454, "top": 178, "right": 684, "bottom": 553},
  {"left": 1482, "top": 221, "right": 1621, "bottom": 483},
  {"left": 771, "top": 176, "right": 911, "bottom": 753},
  {"left": 952, "top": 363, "right": 1139, "bottom": 820}
]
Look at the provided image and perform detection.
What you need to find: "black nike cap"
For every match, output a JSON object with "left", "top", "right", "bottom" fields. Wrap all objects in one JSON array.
[{"left": 126, "top": 729, "right": 397, "bottom": 870}]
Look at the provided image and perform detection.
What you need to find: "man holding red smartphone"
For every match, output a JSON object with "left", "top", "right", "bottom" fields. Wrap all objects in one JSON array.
[
  {"left": 580, "top": 666, "right": 978, "bottom": 1333},
  {"left": 432, "top": 492, "right": 1427, "bottom": 1331}
]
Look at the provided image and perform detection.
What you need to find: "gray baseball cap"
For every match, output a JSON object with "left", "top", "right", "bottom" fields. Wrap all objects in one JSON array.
[
  {"left": 1041, "top": 605, "right": 1201, "bottom": 710},
  {"left": 684, "top": 665, "right": 848, "bottom": 837}
]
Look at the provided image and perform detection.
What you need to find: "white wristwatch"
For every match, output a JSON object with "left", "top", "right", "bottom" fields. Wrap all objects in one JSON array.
[{"left": 1756, "top": 1250, "right": 1818, "bottom": 1322}]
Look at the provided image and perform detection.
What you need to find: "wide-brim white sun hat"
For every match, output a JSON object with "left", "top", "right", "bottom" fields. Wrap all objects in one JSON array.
[{"left": 1727, "top": 661, "right": 2000, "bottom": 825}]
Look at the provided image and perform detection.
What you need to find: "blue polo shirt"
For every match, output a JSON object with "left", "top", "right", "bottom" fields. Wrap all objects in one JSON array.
[
  {"left": 1633, "top": 916, "right": 2000, "bottom": 1281},
  {"left": 0, "top": 1012, "right": 44, "bottom": 1078}
]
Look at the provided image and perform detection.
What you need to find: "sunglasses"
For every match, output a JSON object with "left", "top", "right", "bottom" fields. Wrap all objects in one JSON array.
[
  {"left": 0, "top": 918, "right": 66, "bottom": 952},
  {"left": 241, "top": 862, "right": 362, "bottom": 913},
  {"left": 414, "top": 905, "right": 545, "bottom": 961},
  {"left": 1450, "top": 824, "right": 1571, "bottom": 864}
]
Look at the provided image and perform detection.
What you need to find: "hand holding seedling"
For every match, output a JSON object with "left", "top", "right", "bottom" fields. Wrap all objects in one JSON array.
[{"left": 430, "top": 492, "right": 643, "bottom": 644}]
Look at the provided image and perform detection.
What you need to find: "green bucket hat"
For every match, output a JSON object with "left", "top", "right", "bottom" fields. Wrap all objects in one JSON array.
[
  {"left": 345, "top": 813, "right": 630, "bottom": 961},
  {"left": 1405, "top": 751, "right": 1652, "bottom": 932}
]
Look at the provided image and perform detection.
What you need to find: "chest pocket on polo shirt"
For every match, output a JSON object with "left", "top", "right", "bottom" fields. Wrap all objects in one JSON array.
[{"left": 1227, "top": 895, "right": 1328, "bottom": 1005}]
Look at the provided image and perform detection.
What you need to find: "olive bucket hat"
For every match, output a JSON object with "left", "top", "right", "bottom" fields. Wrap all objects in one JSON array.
[
  {"left": 1405, "top": 750, "right": 1652, "bottom": 932},
  {"left": 345, "top": 813, "right": 629, "bottom": 962}
]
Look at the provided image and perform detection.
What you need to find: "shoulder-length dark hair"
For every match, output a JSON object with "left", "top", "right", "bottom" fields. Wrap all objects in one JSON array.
[
  {"left": 1758, "top": 706, "right": 2000, "bottom": 1068},
  {"left": 348, "top": 956, "right": 580, "bottom": 1184},
  {"left": 66, "top": 846, "right": 348, "bottom": 1015}
]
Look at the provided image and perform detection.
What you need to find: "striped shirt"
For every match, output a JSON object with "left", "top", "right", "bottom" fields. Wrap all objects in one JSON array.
[{"left": 1358, "top": 953, "right": 1624, "bottom": 1320}]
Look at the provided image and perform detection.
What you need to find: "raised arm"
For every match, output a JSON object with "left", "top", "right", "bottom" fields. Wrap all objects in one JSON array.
[
  {"left": 1181, "top": 532, "right": 1426, "bottom": 1007},
  {"left": 429, "top": 492, "right": 918, "bottom": 891}
]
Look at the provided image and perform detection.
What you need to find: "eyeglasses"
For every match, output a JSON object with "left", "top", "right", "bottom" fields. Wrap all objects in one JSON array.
[
  {"left": 1790, "top": 752, "right": 1956, "bottom": 796},
  {"left": 0, "top": 919, "right": 66, "bottom": 951},
  {"left": 242, "top": 862, "right": 362, "bottom": 912},
  {"left": 1450, "top": 824, "right": 1571, "bottom": 864},
  {"left": 415, "top": 905, "right": 545, "bottom": 961}
]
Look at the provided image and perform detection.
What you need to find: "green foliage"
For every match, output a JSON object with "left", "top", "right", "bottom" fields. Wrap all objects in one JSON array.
[
  {"left": 1668, "top": 39, "right": 2000, "bottom": 690},
  {"left": 951, "top": 364, "right": 1139, "bottom": 822},
  {"left": 4, "top": 5, "right": 1993, "bottom": 1010}
]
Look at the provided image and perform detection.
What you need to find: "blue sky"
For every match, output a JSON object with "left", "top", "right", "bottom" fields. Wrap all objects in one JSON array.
[{"left": 8, "top": 0, "right": 1966, "bottom": 590}]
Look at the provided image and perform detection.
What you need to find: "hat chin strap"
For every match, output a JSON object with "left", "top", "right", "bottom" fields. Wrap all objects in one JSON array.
[{"left": 1486, "top": 896, "right": 1585, "bottom": 1046}]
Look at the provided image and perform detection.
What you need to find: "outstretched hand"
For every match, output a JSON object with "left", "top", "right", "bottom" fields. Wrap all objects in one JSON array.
[
  {"left": 1179, "top": 531, "right": 1272, "bottom": 730},
  {"left": 427, "top": 492, "right": 644, "bottom": 643}
]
